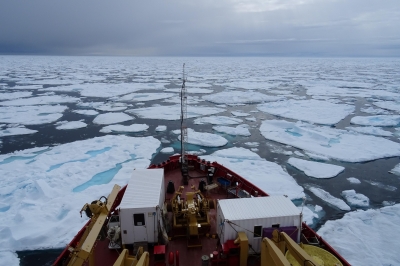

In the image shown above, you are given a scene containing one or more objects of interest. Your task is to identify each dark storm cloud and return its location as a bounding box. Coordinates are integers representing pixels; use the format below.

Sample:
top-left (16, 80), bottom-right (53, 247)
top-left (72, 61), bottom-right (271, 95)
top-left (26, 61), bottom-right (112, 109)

top-left (0, 0), bottom-right (399, 56)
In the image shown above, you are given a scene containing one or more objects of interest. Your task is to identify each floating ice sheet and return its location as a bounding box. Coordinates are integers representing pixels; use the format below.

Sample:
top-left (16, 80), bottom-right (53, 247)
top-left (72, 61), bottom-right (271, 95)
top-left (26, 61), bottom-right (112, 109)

top-left (346, 126), bottom-right (392, 137)
top-left (341, 189), bottom-right (369, 207)
top-left (202, 147), bottom-right (304, 200)
top-left (260, 120), bottom-right (400, 162)
top-left (0, 125), bottom-right (37, 137)
top-left (317, 204), bottom-right (400, 266)
top-left (350, 115), bottom-right (400, 127)
top-left (0, 135), bottom-right (160, 253)
top-left (213, 124), bottom-right (251, 136)
top-left (93, 112), bottom-right (134, 125)
top-left (178, 128), bottom-right (228, 147)
top-left (0, 91), bottom-right (32, 101)
top-left (257, 99), bottom-right (354, 125)
top-left (0, 105), bottom-right (67, 125)
top-left (0, 95), bottom-right (79, 106)
top-left (55, 121), bottom-right (87, 130)
top-left (287, 158), bottom-right (344, 178)
top-left (203, 90), bottom-right (281, 104)
top-left (99, 124), bottom-right (149, 133)
top-left (126, 105), bottom-right (225, 120)
top-left (194, 116), bottom-right (243, 125)
top-left (307, 187), bottom-right (351, 211)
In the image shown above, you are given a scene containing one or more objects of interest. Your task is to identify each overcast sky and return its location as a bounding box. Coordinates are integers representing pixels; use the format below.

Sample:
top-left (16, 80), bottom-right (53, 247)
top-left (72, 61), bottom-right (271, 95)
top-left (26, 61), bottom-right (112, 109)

top-left (0, 0), bottom-right (399, 56)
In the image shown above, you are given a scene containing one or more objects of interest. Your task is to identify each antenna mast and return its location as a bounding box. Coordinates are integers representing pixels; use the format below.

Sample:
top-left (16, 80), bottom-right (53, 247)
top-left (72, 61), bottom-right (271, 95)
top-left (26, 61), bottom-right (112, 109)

top-left (180, 63), bottom-right (189, 184)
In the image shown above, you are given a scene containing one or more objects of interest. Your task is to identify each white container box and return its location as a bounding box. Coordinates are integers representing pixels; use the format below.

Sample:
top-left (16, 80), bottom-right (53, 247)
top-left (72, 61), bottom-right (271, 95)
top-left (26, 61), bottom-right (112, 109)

top-left (217, 196), bottom-right (301, 253)
top-left (119, 169), bottom-right (165, 245)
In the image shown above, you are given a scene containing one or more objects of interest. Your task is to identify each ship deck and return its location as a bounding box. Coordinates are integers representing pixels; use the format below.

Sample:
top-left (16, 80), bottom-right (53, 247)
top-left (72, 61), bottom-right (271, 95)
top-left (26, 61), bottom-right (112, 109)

top-left (88, 168), bottom-right (260, 266)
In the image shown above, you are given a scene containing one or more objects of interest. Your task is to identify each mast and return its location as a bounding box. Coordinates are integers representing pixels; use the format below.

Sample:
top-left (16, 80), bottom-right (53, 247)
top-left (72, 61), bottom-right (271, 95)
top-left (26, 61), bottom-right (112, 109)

top-left (180, 64), bottom-right (189, 184)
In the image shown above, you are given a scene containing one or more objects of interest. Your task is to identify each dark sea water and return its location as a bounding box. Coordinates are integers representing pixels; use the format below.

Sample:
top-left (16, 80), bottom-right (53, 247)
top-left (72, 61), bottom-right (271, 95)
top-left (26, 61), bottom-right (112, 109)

top-left (1, 56), bottom-right (400, 265)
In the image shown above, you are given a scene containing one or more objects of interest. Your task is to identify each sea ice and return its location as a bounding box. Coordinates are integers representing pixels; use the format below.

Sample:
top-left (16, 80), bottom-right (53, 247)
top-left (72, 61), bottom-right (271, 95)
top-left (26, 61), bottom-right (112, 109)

top-left (194, 116), bottom-right (242, 125)
top-left (260, 120), bottom-right (400, 162)
top-left (307, 187), bottom-right (351, 211)
top-left (346, 126), bottom-right (392, 137)
top-left (0, 125), bottom-right (37, 137)
top-left (73, 109), bottom-right (99, 116)
top-left (0, 135), bottom-right (160, 254)
top-left (350, 115), bottom-right (400, 127)
top-left (126, 105), bottom-right (225, 120)
top-left (360, 106), bottom-right (390, 115)
top-left (318, 204), bottom-right (400, 266)
top-left (373, 101), bottom-right (400, 112)
top-left (93, 112), bottom-right (134, 125)
top-left (364, 180), bottom-right (397, 191)
top-left (245, 117), bottom-right (256, 122)
top-left (0, 105), bottom-right (67, 125)
top-left (300, 204), bottom-right (323, 226)
top-left (0, 95), bottom-right (79, 106)
top-left (257, 99), bottom-right (354, 125)
top-left (202, 147), bottom-right (304, 200)
top-left (341, 189), bottom-right (369, 207)
top-left (389, 163), bottom-right (400, 176)
top-left (178, 128), bottom-right (228, 147)
top-left (164, 88), bottom-right (213, 94)
top-left (99, 124), bottom-right (149, 133)
top-left (0, 251), bottom-right (19, 265)
top-left (212, 125), bottom-right (251, 136)
top-left (287, 158), bottom-right (344, 178)
top-left (55, 121), bottom-right (87, 130)
top-left (155, 125), bottom-right (167, 132)
top-left (160, 147), bottom-right (174, 154)
top-left (0, 91), bottom-right (32, 101)
top-left (231, 111), bottom-right (249, 117)
top-left (347, 177), bottom-right (361, 184)
top-left (203, 90), bottom-right (281, 104)
top-left (117, 92), bottom-right (176, 102)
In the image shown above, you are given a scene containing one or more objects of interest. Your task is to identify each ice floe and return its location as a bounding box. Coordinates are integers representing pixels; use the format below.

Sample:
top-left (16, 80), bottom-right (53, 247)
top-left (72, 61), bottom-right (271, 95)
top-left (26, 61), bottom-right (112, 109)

top-left (194, 116), bottom-right (242, 125)
top-left (203, 90), bottom-right (281, 104)
top-left (213, 125), bottom-right (251, 136)
top-left (0, 91), bottom-right (32, 101)
top-left (160, 147), bottom-right (174, 154)
top-left (364, 180), bottom-right (397, 191)
top-left (347, 177), bottom-right (361, 184)
top-left (260, 120), bottom-right (400, 162)
top-left (350, 115), bottom-right (400, 127)
top-left (55, 121), bottom-right (87, 130)
top-left (202, 147), bottom-right (304, 200)
top-left (99, 124), bottom-right (149, 133)
top-left (155, 125), bottom-right (167, 132)
top-left (0, 125), bottom-right (37, 137)
top-left (373, 101), bottom-right (400, 112)
top-left (257, 99), bottom-right (354, 125)
top-left (93, 112), bottom-right (134, 125)
top-left (231, 111), bottom-right (249, 117)
top-left (389, 163), bottom-right (400, 176)
top-left (300, 204), bottom-right (324, 226)
top-left (0, 105), bottom-right (67, 125)
top-left (116, 92), bottom-right (176, 102)
top-left (0, 135), bottom-right (160, 254)
top-left (178, 128), bottom-right (228, 147)
top-left (287, 158), bottom-right (344, 178)
top-left (127, 105), bottom-right (225, 120)
top-left (346, 126), bottom-right (392, 137)
top-left (307, 187), bottom-right (351, 211)
top-left (0, 95), bottom-right (79, 106)
top-left (318, 204), bottom-right (400, 266)
top-left (73, 109), bottom-right (99, 116)
top-left (341, 189), bottom-right (369, 207)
